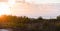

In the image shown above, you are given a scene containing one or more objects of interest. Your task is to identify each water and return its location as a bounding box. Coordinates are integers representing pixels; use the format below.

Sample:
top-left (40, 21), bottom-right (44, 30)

top-left (0, 29), bottom-right (12, 31)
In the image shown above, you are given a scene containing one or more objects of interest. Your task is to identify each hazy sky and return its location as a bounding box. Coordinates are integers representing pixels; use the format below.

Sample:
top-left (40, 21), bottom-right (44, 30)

top-left (11, 3), bottom-right (60, 18)
top-left (25, 0), bottom-right (60, 4)
top-left (0, 0), bottom-right (60, 18)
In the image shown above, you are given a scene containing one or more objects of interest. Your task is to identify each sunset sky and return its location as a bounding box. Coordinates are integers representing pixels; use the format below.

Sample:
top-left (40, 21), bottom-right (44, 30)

top-left (0, 0), bottom-right (60, 18)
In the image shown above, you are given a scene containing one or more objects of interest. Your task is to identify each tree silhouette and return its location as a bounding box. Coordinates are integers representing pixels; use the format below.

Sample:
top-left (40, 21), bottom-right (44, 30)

top-left (0, 15), bottom-right (60, 31)
top-left (37, 16), bottom-right (43, 20)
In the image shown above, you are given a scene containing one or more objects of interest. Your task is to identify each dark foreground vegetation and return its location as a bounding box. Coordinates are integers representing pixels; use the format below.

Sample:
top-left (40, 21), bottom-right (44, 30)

top-left (0, 15), bottom-right (60, 31)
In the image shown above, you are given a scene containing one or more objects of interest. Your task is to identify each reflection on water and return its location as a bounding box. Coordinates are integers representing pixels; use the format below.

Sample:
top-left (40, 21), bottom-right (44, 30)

top-left (0, 29), bottom-right (11, 31)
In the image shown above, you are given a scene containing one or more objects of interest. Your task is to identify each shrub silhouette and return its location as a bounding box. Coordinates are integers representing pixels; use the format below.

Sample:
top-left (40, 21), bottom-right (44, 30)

top-left (0, 15), bottom-right (60, 31)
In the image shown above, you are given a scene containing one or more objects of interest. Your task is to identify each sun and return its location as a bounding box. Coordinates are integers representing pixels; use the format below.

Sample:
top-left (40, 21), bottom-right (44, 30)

top-left (0, 0), bottom-right (16, 15)
top-left (0, 2), bottom-right (11, 15)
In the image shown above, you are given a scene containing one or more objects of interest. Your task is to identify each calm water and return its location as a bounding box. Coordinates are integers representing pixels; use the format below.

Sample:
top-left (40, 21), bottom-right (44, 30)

top-left (0, 29), bottom-right (12, 31)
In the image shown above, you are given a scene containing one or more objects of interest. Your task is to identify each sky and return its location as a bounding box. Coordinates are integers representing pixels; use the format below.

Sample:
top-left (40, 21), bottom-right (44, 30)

top-left (25, 0), bottom-right (60, 4)
top-left (0, 0), bottom-right (60, 18)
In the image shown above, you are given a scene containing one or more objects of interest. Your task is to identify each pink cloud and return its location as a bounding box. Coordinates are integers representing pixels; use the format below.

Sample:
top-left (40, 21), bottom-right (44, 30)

top-left (11, 2), bottom-right (60, 18)
top-left (0, 0), bottom-right (8, 2)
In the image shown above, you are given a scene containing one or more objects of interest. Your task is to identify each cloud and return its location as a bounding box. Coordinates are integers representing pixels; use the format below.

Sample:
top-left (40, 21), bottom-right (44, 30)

top-left (0, 0), bottom-right (8, 2)
top-left (11, 1), bottom-right (60, 18)
top-left (25, 0), bottom-right (60, 4)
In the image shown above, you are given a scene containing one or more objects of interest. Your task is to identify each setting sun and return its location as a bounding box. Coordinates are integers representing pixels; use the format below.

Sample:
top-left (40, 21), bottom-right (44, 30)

top-left (0, 2), bottom-right (11, 15)
top-left (0, 0), bottom-right (16, 16)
